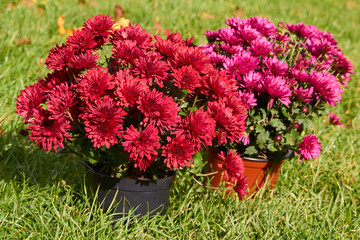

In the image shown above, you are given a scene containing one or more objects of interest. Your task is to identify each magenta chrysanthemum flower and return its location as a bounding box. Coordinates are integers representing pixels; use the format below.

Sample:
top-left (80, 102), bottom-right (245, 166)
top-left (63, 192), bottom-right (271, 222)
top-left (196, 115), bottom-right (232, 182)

top-left (218, 27), bottom-right (242, 45)
top-left (263, 56), bottom-right (288, 76)
top-left (83, 14), bottom-right (116, 44)
top-left (328, 112), bottom-right (344, 126)
top-left (175, 109), bottom-right (216, 151)
top-left (294, 86), bottom-right (314, 103)
top-left (263, 75), bottom-right (292, 108)
top-left (122, 124), bottom-right (161, 171)
top-left (241, 71), bottom-right (265, 93)
top-left (45, 44), bottom-right (75, 71)
top-left (217, 150), bottom-right (245, 182)
top-left (47, 83), bottom-right (76, 119)
top-left (172, 65), bottom-right (202, 93)
top-left (162, 135), bottom-right (195, 170)
top-left (66, 28), bottom-right (97, 53)
top-left (309, 71), bottom-right (343, 106)
top-left (132, 52), bottom-right (169, 87)
top-left (16, 83), bottom-right (45, 123)
top-left (77, 68), bottom-right (114, 101)
top-left (114, 70), bottom-right (148, 107)
top-left (27, 110), bottom-right (71, 152)
top-left (238, 90), bottom-right (257, 110)
top-left (248, 16), bottom-right (276, 37)
top-left (223, 51), bottom-right (260, 78)
top-left (137, 89), bottom-right (179, 129)
top-left (238, 25), bottom-right (262, 42)
top-left (204, 30), bottom-right (220, 42)
top-left (220, 43), bottom-right (245, 55)
top-left (82, 96), bottom-right (126, 148)
top-left (235, 177), bottom-right (248, 200)
top-left (249, 38), bottom-right (273, 57)
top-left (296, 134), bottom-right (321, 161)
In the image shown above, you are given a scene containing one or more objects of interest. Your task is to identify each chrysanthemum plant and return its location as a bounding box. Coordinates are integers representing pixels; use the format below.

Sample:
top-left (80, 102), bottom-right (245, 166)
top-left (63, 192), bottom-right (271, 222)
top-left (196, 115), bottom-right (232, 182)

top-left (16, 14), bottom-right (248, 197)
top-left (203, 16), bottom-right (354, 161)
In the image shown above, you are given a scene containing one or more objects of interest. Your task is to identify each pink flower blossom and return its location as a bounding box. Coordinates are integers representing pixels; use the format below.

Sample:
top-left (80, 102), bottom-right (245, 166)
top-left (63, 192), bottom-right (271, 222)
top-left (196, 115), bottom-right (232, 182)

top-left (238, 90), bottom-right (257, 110)
top-left (296, 134), bottom-right (321, 161)
top-left (263, 75), bottom-right (292, 108)
top-left (328, 112), bottom-right (344, 126)
top-left (223, 52), bottom-right (260, 78)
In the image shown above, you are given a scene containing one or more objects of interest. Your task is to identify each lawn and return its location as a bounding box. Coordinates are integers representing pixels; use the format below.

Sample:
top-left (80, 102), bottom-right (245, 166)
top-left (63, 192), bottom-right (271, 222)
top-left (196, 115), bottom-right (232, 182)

top-left (0, 0), bottom-right (359, 239)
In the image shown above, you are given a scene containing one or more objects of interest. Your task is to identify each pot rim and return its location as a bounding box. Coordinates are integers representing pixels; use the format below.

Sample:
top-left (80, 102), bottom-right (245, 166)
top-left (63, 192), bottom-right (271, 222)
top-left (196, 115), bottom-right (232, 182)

top-left (80, 160), bottom-right (175, 182)
top-left (242, 150), bottom-right (292, 162)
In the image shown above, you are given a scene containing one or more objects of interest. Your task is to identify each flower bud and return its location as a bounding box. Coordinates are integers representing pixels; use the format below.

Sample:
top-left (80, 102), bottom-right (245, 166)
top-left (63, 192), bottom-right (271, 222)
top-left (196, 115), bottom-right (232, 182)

top-left (302, 106), bottom-right (308, 113)
top-left (275, 134), bottom-right (282, 142)
top-left (294, 122), bottom-right (301, 129)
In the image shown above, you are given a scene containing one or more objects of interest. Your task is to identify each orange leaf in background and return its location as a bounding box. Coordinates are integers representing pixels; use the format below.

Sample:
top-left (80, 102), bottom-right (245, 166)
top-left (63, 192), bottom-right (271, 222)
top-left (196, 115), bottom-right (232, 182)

top-left (20, 0), bottom-right (36, 8)
top-left (57, 15), bottom-right (66, 35)
top-left (235, 6), bottom-right (245, 17)
top-left (15, 37), bottom-right (32, 45)
top-left (113, 18), bottom-right (131, 29)
top-left (114, 4), bottom-right (126, 20)
top-left (38, 58), bottom-right (45, 66)
top-left (78, 0), bottom-right (86, 5)
top-left (0, 128), bottom-right (4, 137)
top-left (154, 16), bottom-right (163, 34)
top-left (6, 2), bottom-right (16, 8)
top-left (199, 12), bottom-right (215, 19)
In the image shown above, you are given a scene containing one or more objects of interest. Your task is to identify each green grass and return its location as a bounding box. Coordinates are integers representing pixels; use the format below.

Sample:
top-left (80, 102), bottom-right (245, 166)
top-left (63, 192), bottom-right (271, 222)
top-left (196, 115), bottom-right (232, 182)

top-left (0, 0), bottom-right (359, 239)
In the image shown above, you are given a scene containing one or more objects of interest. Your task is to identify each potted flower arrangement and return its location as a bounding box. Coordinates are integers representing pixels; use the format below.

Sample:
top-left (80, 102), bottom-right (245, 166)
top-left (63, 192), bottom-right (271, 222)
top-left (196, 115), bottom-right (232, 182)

top-left (15, 14), bottom-right (249, 217)
top-left (202, 16), bottom-right (354, 192)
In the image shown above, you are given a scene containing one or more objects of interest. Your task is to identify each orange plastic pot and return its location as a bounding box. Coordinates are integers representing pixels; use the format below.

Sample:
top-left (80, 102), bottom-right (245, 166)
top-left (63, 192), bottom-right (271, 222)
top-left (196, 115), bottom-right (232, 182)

top-left (206, 148), bottom-right (290, 195)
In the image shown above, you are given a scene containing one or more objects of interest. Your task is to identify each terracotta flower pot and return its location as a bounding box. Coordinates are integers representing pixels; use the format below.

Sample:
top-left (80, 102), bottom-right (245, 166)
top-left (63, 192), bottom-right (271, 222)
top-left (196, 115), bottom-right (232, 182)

top-left (86, 167), bottom-right (175, 219)
top-left (206, 148), bottom-right (291, 195)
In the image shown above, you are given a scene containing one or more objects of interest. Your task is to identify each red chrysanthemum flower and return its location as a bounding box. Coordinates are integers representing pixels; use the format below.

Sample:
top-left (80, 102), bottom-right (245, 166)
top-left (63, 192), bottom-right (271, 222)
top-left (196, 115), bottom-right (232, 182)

top-left (68, 50), bottom-right (99, 71)
top-left (83, 14), bottom-right (116, 45)
top-left (27, 110), bottom-right (71, 152)
top-left (111, 40), bottom-right (145, 64)
top-left (45, 44), bottom-right (75, 71)
top-left (114, 70), bottom-right (148, 107)
top-left (154, 35), bottom-right (179, 60)
top-left (137, 89), bottom-right (179, 129)
top-left (111, 24), bottom-right (153, 50)
top-left (132, 53), bottom-right (169, 87)
top-left (217, 150), bottom-right (245, 182)
top-left (38, 70), bottom-right (71, 94)
top-left (77, 68), bottom-right (114, 101)
top-left (162, 135), bottom-right (195, 170)
top-left (66, 28), bottom-right (97, 53)
top-left (175, 109), bottom-right (216, 151)
top-left (207, 99), bottom-right (246, 145)
top-left (47, 83), bottom-right (76, 120)
top-left (295, 134), bottom-right (322, 161)
top-left (202, 69), bottom-right (238, 98)
top-left (235, 177), bottom-right (248, 200)
top-left (171, 65), bottom-right (202, 93)
top-left (16, 83), bottom-right (45, 123)
top-left (122, 124), bottom-right (161, 171)
top-left (174, 47), bottom-right (213, 74)
top-left (82, 96), bottom-right (127, 148)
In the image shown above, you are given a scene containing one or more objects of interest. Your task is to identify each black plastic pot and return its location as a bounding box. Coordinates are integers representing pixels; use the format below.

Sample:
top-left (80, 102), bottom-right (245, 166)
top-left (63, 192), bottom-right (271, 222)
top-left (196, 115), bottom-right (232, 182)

top-left (86, 168), bottom-right (175, 219)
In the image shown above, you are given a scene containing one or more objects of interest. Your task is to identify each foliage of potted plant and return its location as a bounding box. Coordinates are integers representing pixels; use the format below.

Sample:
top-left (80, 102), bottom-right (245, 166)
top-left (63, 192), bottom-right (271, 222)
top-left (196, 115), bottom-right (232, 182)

top-left (202, 16), bottom-right (354, 192)
top-left (15, 14), bottom-right (249, 216)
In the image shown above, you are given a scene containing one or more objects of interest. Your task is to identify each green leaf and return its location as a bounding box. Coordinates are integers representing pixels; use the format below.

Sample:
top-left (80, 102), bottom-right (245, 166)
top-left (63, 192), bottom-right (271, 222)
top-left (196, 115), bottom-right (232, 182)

top-left (255, 124), bottom-right (264, 133)
top-left (256, 130), bottom-right (270, 149)
top-left (281, 106), bottom-right (290, 118)
top-left (190, 151), bottom-right (203, 174)
top-left (244, 146), bottom-right (258, 156)
top-left (267, 142), bottom-right (277, 152)
top-left (269, 119), bottom-right (286, 131)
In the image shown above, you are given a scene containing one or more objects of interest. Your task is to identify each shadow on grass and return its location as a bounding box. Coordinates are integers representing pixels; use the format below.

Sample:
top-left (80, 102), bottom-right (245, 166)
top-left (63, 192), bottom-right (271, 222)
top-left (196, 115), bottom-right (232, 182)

top-left (0, 125), bottom-right (85, 190)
